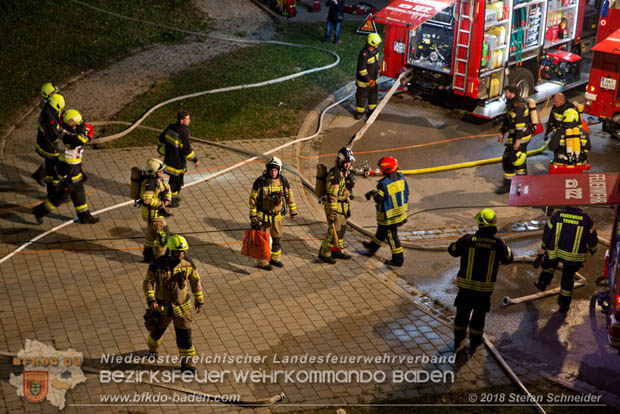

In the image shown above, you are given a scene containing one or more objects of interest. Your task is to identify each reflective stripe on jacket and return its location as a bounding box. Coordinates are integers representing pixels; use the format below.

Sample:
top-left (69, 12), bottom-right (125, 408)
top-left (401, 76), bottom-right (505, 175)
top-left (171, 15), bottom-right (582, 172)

top-left (542, 207), bottom-right (597, 262)
top-left (375, 172), bottom-right (409, 226)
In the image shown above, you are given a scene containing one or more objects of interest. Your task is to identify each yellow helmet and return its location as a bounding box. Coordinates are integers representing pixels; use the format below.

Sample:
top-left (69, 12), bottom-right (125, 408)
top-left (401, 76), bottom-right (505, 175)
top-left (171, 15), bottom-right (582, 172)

top-left (475, 208), bottom-right (497, 227)
top-left (367, 33), bottom-right (382, 48)
top-left (62, 109), bottom-right (82, 125)
top-left (563, 108), bottom-right (579, 123)
top-left (40, 82), bottom-right (58, 99)
top-left (48, 94), bottom-right (65, 112)
top-left (167, 234), bottom-right (189, 253)
top-left (513, 151), bottom-right (526, 167)
top-left (145, 158), bottom-right (164, 176)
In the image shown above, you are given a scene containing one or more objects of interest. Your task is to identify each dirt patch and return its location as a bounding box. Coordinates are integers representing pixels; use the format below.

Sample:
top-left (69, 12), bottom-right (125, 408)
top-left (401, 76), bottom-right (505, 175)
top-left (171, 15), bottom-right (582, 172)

top-left (3, 0), bottom-right (275, 156)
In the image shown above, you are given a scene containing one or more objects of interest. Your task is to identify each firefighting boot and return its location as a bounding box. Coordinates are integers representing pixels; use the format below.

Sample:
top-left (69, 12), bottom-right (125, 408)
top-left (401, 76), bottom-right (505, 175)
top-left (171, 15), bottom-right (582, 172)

top-left (269, 259), bottom-right (284, 268)
top-left (78, 212), bottom-right (100, 224)
top-left (33, 203), bottom-right (48, 224)
top-left (362, 240), bottom-right (380, 256)
top-left (558, 293), bottom-right (572, 313)
top-left (469, 333), bottom-right (483, 353)
top-left (454, 330), bottom-right (467, 352)
top-left (31, 165), bottom-right (46, 186)
top-left (180, 360), bottom-right (197, 374)
top-left (332, 250), bottom-right (352, 260)
top-left (354, 111), bottom-right (364, 120)
top-left (169, 197), bottom-right (181, 208)
top-left (384, 253), bottom-right (404, 268)
top-left (258, 259), bottom-right (273, 271)
top-left (143, 247), bottom-right (154, 263)
top-left (494, 179), bottom-right (511, 194)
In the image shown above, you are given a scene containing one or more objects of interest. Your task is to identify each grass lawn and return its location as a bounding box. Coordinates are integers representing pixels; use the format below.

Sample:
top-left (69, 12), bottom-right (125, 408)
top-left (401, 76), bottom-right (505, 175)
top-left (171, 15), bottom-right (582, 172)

top-left (99, 20), bottom-right (373, 148)
top-left (0, 0), bottom-right (205, 130)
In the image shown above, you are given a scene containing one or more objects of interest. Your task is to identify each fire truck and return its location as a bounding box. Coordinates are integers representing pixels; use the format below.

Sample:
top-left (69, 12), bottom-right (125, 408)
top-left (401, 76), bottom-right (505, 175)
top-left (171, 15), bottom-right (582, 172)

top-left (583, 1), bottom-right (620, 139)
top-left (509, 173), bottom-right (620, 352)
top-left (372, 0), bottom-right (605, 118)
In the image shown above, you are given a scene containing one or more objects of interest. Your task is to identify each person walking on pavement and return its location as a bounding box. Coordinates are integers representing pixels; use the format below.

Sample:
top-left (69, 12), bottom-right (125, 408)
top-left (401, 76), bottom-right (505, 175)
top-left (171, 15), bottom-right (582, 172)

top-left (33, 109), bottom-right (100, 224)
top-left (318, 147), bottom-right (356, 264)
top-left (31, 82), bottom-right (60, 186)
top-left (362, 156), bottom-right (409, 267)
top-left (140, 158), bottom-right (172, 263)
top-left (143, 234), bottom-right (203, 373)
top-left (534, 206), bottom-right (597, 313)
top-left (323, 0), bottom-right (344, 45)
top-left (449, 209), bottom-right (514, 352)
top-left (158, 111), bottom-right (200, 207)
top-left (496, 85), bottom-right (532, 194)
top-left (249, 157), bottom-right (298, 270)
top-left (33, 92), bottom-right (65, 192)
top-left (355, 33), bottom-right (382, 120)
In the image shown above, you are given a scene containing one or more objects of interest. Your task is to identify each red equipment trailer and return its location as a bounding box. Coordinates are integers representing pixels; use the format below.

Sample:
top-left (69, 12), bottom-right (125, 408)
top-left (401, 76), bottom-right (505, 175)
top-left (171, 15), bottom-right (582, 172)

top-left (583, 1), bottom-right (620, 139)
top-left (508, 173), bottom-right (620, 351)
top-left (373, 0), bottom-right (604, 118)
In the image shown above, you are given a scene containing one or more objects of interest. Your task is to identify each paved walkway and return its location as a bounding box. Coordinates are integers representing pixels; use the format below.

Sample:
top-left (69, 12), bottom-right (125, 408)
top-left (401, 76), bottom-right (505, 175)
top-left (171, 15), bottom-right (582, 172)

top-left (0, 134), bottom-right (521, 413)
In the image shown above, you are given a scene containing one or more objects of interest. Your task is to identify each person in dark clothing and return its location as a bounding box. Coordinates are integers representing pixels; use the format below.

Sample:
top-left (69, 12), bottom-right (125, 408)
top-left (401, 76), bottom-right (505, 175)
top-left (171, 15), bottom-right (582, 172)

top-left (34, 93), bottom-right (65, 194)
top-left (323, 0), bottom-right (344, 44)
top-left (448, 208), bottom-right (513, 352)
top-left (545, 93), bottom-right (576, 141)
top-left (535, 207), bottom-right (597, 313)
top-left (355, 33), bottom-right (382, 120)
top-left (496, 84), bottom-right (532, 194)
top-left (31, 82), bottom-right (61, 186)
top-left (158, 111), bottom-right (200, 207)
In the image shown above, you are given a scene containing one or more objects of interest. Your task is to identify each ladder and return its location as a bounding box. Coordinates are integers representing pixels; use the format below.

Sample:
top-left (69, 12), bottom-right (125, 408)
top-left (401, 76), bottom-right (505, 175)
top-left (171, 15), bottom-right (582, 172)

top-left (452, 0), bottom-right (476, 93)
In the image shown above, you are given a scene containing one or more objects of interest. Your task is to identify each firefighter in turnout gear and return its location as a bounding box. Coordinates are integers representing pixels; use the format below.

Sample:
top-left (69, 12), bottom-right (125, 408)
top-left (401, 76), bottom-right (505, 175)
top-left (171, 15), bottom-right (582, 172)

top-left (355, 33), bottom-right (382, 120)
top-left (33, 92), bottom-right (65, 193)
top-left (141, 158), bottom-right (172, 263)
top-left (318, 147), bottom-right (355, 264)
top-left (33, 109), bottom-right (100, 224)
top-left (31, 82), bottom-right (61, 186)
top-left (534, 207), bottom-right (597, 313)
top-left (545, 93), bottom-right (576, 140)
top-left (249, 156), bottom-right (298, 270)
top-left (362, 156), bottom-right (409, 267)
top-left (158, 111), bottom-right (200, 207)
top-left (496, 85), bottom-right (532, 194)
top-left (449, 209), bottom-right (514, 351)
top-left (548, 106), bottom-right (591, 167)
top-left (143, 234), bottom-right (203, 373)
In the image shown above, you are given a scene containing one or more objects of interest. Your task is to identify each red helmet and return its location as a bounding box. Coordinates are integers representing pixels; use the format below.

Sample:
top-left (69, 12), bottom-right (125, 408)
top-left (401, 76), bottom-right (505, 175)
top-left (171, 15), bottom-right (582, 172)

top-left (378, 156), bottom-right (398, 174)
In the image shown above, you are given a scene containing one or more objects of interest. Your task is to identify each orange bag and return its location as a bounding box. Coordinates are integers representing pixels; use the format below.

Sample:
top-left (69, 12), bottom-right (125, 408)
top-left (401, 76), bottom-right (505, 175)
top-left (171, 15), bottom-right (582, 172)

top-left (241, 229), bottom-right (271, 261)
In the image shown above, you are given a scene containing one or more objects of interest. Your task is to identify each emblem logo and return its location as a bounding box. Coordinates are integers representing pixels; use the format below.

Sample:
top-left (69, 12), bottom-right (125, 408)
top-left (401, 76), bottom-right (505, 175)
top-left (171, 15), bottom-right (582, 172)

top-left (23, 371), bottom-right (49, 403)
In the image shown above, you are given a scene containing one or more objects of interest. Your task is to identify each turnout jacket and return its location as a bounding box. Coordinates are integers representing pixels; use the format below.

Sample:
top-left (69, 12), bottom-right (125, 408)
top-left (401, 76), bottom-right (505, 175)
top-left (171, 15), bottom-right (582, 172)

top-left (356, 45), bottom-right (380, 87)
top-left (249, 174), bottom-right (297, 224)
top-left (449, 227), bottom-right (514, 293)
top-left (143, 255), bottom-right (203, 317)
top-left (159, 122), bottom-right (198, 176)
top-left (372, 172), bottom-right (409, 226)
top-left (325, 166), bottom-right (353, 220)
top-left (58, 122), bottom-right (89, 166)
top-left (542, 207), bottom-right (598, 263)
top-left (36, 103), bottom-right (64, 159)
top-left (140, 176), bottom-right (172, 220)
top-left (546, 101), bottom-right (576, 135)
top-left (549, 107), bottom-right (591, 165)
top-left (501, 96), bottom-right (532, 144)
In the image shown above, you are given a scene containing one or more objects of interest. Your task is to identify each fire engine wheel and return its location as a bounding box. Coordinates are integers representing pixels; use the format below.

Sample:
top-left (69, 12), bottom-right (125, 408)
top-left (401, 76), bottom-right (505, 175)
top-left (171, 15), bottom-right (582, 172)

top-left (508, 68), bottom-right (535, 98)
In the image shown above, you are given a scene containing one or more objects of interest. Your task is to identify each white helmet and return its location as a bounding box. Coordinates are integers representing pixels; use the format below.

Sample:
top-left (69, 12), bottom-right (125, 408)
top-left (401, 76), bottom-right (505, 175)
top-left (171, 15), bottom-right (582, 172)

top-left (145, 158), bottom-right (165, 177)
top-left (266, 156), bottom-right (283, 173)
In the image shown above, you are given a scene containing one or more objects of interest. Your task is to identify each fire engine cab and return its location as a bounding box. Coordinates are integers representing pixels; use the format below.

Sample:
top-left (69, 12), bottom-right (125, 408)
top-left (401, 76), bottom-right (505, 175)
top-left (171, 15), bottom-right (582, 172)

top-left (583, 0), bottom-right (620, 139)
top-left (373, 0), bottom-right (604, 118)
top-left (509, 173), bottom-right (620, 352)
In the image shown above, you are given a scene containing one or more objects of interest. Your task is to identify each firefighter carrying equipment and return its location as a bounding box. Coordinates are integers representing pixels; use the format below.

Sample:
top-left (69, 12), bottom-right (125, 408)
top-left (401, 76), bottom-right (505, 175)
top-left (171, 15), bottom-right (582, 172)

top-left (319, 162), bottom-right (354, 259)
top-left (378, 156), bottom-right (398, 174)
top-left (548, 107), bottom-right (591, 166)
top-left (40, 82), bottom-right (58, 99)
top-left (501, 95), bottom-right (533, 145)
top-left (249, 170), bottom-right (297, 226)
top-left (475, 208), bottom-right (497, 228)
top-left (546, 100), bottom-right (576, 137)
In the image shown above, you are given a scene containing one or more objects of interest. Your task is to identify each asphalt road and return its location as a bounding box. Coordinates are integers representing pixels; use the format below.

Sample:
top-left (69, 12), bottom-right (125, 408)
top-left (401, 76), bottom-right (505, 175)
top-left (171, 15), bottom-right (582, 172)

top-left (318, 87), bottom-right (620, 399)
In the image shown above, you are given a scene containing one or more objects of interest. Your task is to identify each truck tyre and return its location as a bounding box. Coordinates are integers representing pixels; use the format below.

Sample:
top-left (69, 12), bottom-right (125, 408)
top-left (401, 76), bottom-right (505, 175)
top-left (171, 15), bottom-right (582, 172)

top-left (508, 68), bottom-right (535, 98)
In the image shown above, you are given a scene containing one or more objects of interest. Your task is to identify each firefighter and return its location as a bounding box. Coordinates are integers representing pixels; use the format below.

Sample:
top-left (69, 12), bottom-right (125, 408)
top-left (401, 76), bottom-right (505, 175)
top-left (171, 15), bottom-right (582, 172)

top-left (33, 92), bottom-right (65, 192)
top-left (33, 109), bottom-right (99, 224)
top-left (318, 147), bottom-right (355, 264)
top-left (362, 156), bottom-right (409, 267)
top-left (249, 156), bottom-right (298, 270)
top-left (496, 85), bottom-right (532, 194)
top-left (143, 234), bottom-right (203, 373)
top-left (140, 158), bottom-right (172, 263)
top-left (32, 83), bottom-right (61, 186)
top-left (449, 209), bottom-right (514, 351)
top-left (548, 106), bottom-right (591, 167)
top-left (158, 111), bottom-right (200, 207)
top-left (534, 206), bottom-right (597, 313)
top-left (355, 33), bottom-right (382, 120)
top-left (545, 93), bottom-right (576, 140)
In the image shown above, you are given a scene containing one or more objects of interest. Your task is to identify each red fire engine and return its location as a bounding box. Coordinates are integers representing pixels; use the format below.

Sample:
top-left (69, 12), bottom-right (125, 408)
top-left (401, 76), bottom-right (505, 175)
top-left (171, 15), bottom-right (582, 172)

top-left (509, 173), bottom-right (620, 352)
top-left (583, 0), bottom-right (620, 139)
top-left (372, 0), bottom-right (604, 118)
